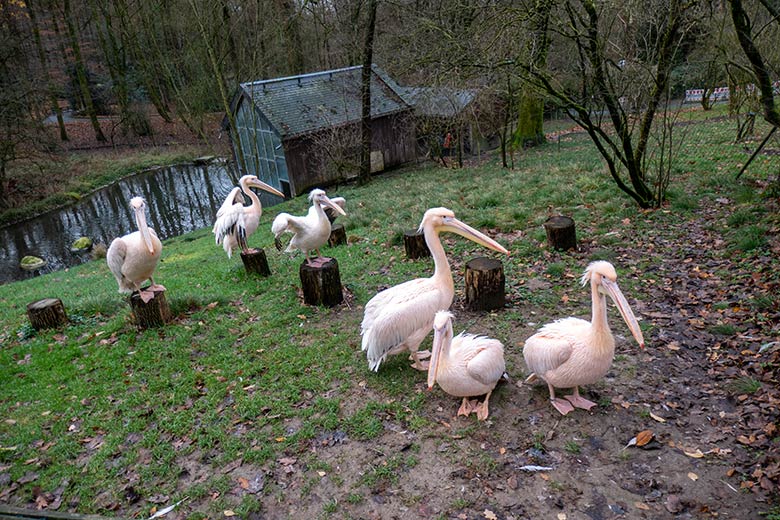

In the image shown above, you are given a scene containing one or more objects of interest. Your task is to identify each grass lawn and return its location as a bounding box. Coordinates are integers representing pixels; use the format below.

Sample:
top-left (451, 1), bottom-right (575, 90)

top-left (1, 112), bottom-right (778, 519)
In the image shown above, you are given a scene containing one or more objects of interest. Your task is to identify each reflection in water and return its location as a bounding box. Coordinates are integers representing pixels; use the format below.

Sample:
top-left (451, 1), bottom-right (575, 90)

top-left (0, 161), bottom-right (282, 285)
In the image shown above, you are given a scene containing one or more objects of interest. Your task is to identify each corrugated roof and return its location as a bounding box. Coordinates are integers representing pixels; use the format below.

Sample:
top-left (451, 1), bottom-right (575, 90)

top-left (397, 86), bottom-right (476, 118)
top-left (240, 65), bottom-right (411, 139)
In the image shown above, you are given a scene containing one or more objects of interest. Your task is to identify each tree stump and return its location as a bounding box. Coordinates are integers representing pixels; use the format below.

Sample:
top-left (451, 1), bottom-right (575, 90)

top-left (240, 248), bottom-right (271, 276)
top-left (299, 258), bottom-right (343, 307)
top-left (403, 229), bottom-right (430, 259)
top-left (26, 298), bottom-right (68, 330)
top-left (543, 215), bottom-right (577, 251)
top-left (130, 287), bottom-right (171, 329)
top-left (328, 223), bottom-right (347, 247)
top-left (464, 257), bottom-right (506, 311)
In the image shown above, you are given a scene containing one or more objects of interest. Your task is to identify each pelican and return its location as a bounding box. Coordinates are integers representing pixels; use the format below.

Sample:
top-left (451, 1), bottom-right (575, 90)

top-left (361, 207), bottom-right (509, 372)
top-left (323, 196), bottom-right (346, 224)
top-left (272, 189), bottom-right (346, 267)
top-left (107, 196), bottom-right (163, 303)
top-left (523, 261), bottom-right (645, 415)
top-left (213, 175), bottom-right (284, 258)
top-left (428, 311), bottom-right (506, 421)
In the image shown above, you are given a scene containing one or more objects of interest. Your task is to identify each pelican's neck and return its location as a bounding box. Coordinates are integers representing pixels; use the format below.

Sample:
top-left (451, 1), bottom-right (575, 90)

top-left (424, 224), bottom-right (452, 288)
top-left (313, 200), bottom-right (328, 223)
top-left (241, 181), bottom-right (262, 214)
top-left (135, 207), bottom-right (154, 253)
top-left (590, 279), bottom-right (612, 352)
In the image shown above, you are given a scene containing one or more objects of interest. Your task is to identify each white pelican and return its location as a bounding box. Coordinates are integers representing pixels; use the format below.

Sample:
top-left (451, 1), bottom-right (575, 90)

top-left (272, 189), bottom-right (347, 267)
top-left (428, 311), bottom-right (506, 421)
top-left (523, 261), bottom-right (645, 415)
top-left (361, 207), bottom-right (509, 372)
top-left (213, 175), bottom-right (284, 258)
top-left (107, 196), bottom-right (163, 303)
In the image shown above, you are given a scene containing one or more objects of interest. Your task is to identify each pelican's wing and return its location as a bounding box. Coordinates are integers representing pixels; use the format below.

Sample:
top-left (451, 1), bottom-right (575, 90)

top-left (461, 335), bottom-right (506, 386)
top-left (271, 212), bottom-right (307, 237)
top-left (106, 238), bottom-right (131, 291)
top-left (213, 187), bottom-right (246, 244)
top-left (361, 279), bottom-right (441, 370)
top-left (523, 317), bottom-right (585, 377)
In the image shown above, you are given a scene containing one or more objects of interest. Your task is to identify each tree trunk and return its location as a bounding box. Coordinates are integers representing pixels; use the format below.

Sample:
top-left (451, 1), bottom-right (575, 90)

top-left (299, 259), bottom-right (343, 307)
top-left (514, 0), bottom-right (553, 149)
top-left (276, 0), bottom-right (305, 74)
top-left (63, 0), bottom-right (106, 142)
top-left (358, 0), bottom-right (378, 186)
top-left (130, 287), bottom-right (171, 329)
top-left (403, 229), bottom-right (431, 260)
top-left (26, 298), bottom-right (68, 330)
top-left (464, 257), bottom-right (506, 311)
top-left (328, 223), bottom-right (347, 247)
top-left (27, 0), bottom-right (68, 142)
top-left (240, 248), bottom-right (271, 276)
top-left (543, 215), bottom-right (577, 251)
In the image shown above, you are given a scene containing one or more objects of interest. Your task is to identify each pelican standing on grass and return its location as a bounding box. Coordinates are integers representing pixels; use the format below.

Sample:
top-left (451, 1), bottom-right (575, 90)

top-left (361, 207), bottom-right (509, 372)
top-left (272, 189), bottom-right (346, 267)
top-left (107, 196), bottom-right (163, 303)
top-left (213, 175), bottom-right (284, 258)
top-left (523, 261), bottom-right (645, 415)
top-left (428, 311), bottom-right (506, 420)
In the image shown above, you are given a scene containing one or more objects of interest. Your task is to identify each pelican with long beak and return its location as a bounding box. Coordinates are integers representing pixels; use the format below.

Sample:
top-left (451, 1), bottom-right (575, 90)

top-left (272, 189), bottom-right (346, 267)
top-left (428, 311), bottom-right (506, 420)
top-left (361, 207), bottom-right (509, 371)
top-left (107, 196), bottom-right (163, 303)
top-left (213, 175), bottom-right (284, 258)
top-left (523, 261), bottom-right (645, 415)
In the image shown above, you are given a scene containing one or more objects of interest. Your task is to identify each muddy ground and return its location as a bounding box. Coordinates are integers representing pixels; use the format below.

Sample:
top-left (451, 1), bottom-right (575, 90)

top-left (170, 194), bottom-right (777, 519)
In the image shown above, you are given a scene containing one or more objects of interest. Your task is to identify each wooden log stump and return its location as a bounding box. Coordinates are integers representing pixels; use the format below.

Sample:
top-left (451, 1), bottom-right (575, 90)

top-left (464, 257), bottom-right (506, 311)
top-left (299, 258), bottom-right (343, 307)
top-left (240, 248), bottom-right (271, 276)
top-left (130, 287), bottom-right (171, 329)
top-left (543, 215), bottom-right (577, 251)
top-left (403, 229), bottom-right (430, 260)
top-left (328, 223), bottom-right (347, 247)
top-left (26, 298), bottom-right (68, 330)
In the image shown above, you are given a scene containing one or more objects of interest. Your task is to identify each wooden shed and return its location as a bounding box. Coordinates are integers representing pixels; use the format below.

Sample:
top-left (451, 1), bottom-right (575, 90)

top-left (225, 65), bottom-right (417, 197)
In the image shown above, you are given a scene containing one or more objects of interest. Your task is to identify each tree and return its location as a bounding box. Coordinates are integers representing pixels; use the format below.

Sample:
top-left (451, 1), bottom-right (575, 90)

top-left (519, 0), bottom-right (699, 208)
top-left (359, 0), bottom-right (378, 185)
top-left (63, 0), bottom-right (106, 142)
top-left (514, 0), bottom-right (553, 149)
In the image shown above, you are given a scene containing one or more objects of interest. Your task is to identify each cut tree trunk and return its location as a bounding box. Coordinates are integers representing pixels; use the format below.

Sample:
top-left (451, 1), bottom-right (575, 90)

top-left (328, 223), bottom-right (347, 247)
top-left (543, 215), bottom-right (577, 251)
top-left (26, 298), bottom-right (68, 330)
top-left (464, 257), bottom-right (506, 311)
top-left (403, 230), bottom-right (430, 259)
top-left (299, 258), bottom-right (343, 307)
top-left (130, 287), bottom-right (171, 329)
top-left (240, 248), bottom-right (271, 276)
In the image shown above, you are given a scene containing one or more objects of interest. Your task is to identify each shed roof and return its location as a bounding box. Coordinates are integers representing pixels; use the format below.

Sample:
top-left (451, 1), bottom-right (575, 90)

top-left (240, 65), bottom-right (410, 139)
top-left (397, 86), bottom-right (477, 118)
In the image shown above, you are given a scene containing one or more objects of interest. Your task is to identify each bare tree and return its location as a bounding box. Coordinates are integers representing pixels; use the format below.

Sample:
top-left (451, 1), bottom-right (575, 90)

top-left (359, 0), bottom-right (378, 185)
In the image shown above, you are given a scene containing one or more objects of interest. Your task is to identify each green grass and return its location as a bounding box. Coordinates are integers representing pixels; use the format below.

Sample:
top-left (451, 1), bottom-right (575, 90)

top-left (0, 112), bottom-right (778, 516)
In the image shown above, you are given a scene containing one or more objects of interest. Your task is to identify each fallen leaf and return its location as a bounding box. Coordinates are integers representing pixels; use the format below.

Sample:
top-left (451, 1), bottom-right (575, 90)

top-left (634, 502), bottom-right (650, 511)
top-left (688, 472), bottom-right (699, 481)
top-left (737, 435), bottom-right (751, 445)
top-left (224, 510), bottom-right (236, 517)
top-left (667, 341), bottom-right (680, 351)
top-left (278, 457), bottom-right (297, 466)
top-left (317, 471), bottom-right (326, 477)
top-left (635, 430), bottom-right (654, 446)
top-left (237, 477), bottom-right (249, 490)
top-left (275, 437), bottom-right (285, 442)
top-left (684, 449), bottom-right (704, 458)
top-left (4, 419), bottom-right (16, 425)
top-left (649, 412), bottom-right (666, 423)
top-left (558, 514), bottom-right (567, 520)
top-left (483, 510), bottom-right (497, 520)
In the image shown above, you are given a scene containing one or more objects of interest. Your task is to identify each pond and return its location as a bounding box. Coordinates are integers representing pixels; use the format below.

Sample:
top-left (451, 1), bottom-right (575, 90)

top-left (0, 160), bottom-right (283, 285)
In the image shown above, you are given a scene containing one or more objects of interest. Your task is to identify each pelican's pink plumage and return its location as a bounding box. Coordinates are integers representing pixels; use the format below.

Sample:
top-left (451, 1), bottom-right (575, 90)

top-left (106, 196), bottom-right (163, 303)
top-left (523, 261), bottom-right (645, 415)
top-left (427, 311), bottom-right (506, 420)
top-left (213, 175), bottom-right (284, 258)
top-left (361, 207), bottom-right (509, 372)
